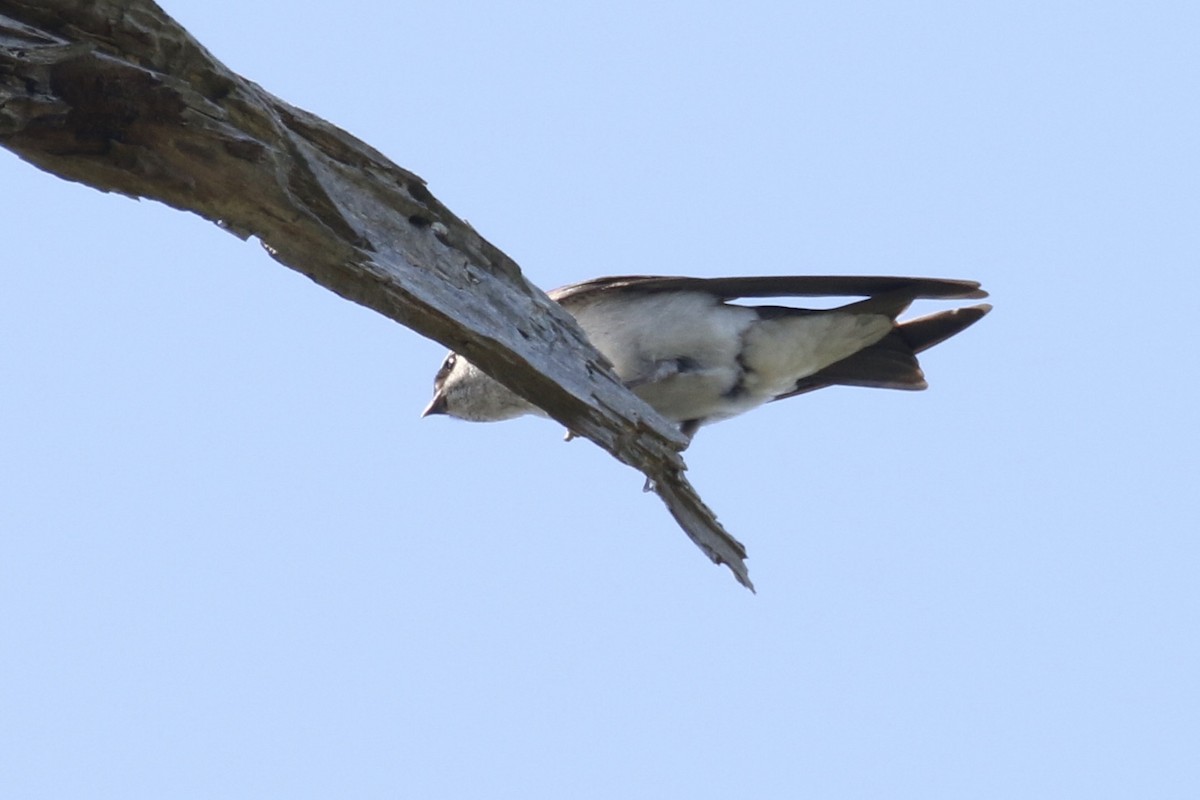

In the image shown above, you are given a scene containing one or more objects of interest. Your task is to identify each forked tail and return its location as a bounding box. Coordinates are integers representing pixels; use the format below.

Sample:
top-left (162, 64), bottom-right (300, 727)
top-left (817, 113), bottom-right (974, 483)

top-left (775, 303), bottom-right (992, 400)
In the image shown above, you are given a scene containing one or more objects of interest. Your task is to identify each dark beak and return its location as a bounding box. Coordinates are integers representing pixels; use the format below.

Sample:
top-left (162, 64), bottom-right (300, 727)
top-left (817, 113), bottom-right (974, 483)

top-left (421, 391), bottom-right (448, 418)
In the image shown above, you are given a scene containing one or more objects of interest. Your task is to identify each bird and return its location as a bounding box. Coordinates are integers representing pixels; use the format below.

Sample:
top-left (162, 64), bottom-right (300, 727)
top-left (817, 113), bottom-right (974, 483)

top-left (423, 274), bottom-right (990, 437)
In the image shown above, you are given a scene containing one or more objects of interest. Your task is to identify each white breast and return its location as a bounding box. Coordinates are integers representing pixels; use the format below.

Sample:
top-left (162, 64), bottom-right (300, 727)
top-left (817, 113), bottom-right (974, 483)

top-left (566, 291), bottom-right (758, 423)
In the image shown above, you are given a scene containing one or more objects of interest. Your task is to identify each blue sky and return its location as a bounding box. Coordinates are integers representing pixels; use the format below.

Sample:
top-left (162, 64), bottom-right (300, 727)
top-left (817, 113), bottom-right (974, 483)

top-left (2, 1), bottom-right (1197, 797)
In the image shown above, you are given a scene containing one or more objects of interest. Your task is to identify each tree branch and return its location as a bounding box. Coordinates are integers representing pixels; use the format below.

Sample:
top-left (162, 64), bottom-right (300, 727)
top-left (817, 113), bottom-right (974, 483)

top-left (0, 0), bottom-right (754, 589)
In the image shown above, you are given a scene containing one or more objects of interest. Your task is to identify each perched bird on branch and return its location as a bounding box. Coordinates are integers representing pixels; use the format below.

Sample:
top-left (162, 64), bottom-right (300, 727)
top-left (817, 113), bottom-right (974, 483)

top-left (424, 274), bottom-right (990, 438)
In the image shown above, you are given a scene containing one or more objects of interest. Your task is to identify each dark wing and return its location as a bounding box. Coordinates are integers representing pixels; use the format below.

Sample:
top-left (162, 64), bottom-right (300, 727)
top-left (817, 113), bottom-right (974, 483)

top-left (549, 275), bottom-right (987, 305)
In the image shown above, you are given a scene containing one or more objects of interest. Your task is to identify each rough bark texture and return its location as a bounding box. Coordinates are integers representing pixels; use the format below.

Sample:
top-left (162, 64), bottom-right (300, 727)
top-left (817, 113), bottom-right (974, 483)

top-left (0, 0), bottom-right (754, 589)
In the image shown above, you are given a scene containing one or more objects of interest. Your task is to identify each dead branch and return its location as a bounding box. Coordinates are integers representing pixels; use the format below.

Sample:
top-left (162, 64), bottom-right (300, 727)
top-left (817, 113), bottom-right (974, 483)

top-left (0, 0), bottom-right (753, 589)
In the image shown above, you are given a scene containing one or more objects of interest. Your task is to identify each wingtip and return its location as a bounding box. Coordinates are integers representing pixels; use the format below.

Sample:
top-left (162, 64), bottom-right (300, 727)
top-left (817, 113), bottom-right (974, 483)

top-left (952, 279), bottom-right (988, 300)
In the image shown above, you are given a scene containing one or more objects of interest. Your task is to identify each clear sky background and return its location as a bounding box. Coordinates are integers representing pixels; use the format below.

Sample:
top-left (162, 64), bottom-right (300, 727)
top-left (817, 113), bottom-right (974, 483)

top-left (3, 1), bottom-right (1197, 797)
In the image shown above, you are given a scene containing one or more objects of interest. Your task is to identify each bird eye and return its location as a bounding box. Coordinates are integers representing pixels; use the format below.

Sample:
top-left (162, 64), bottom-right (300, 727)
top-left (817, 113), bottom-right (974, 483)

top-left (434, 352), bottom-right (458, 384)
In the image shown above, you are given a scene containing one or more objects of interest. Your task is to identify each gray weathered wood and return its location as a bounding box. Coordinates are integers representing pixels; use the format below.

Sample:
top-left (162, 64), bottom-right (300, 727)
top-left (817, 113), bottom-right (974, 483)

top-left (0, 0), bottom-right (754, 589)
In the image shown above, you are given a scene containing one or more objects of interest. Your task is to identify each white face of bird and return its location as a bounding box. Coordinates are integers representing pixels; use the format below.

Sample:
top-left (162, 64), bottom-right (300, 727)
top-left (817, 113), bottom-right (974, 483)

top-left (422, 352), bottom-right (537, 422)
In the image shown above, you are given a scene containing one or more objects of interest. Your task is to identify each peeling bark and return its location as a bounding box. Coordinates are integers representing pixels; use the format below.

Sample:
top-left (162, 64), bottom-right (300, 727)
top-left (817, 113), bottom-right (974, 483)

top-left (0, 0), bottom-right (754, 589)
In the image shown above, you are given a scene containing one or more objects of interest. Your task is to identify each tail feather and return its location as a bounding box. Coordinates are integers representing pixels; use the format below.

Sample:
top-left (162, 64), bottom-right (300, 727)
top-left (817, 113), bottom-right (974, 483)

top-left (773, 303), bottom-right (991, 401)
top-left (836, 287), bottom-right (918, 319)
top-left (900, 303), bottom-right (992, 354)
